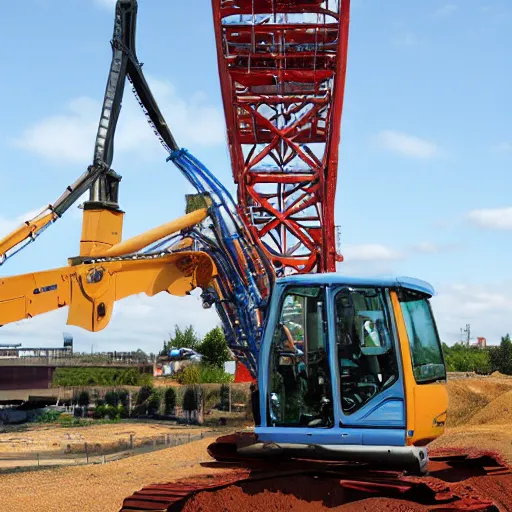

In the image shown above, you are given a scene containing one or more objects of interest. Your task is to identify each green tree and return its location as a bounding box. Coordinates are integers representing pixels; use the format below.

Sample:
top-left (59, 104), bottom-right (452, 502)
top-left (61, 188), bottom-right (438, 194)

top-left (489, 334), bottom-right (512, 375)
top-left (198, 327), bottom-right (231, 368)
top-left (219, 383), bottom-right (229, 411)
top-left (164, 387), bottom-right (177, 415)
top-left (182, 387), bottom-right (198, 421)
top-left (104, 390), bottom-right (119, 407)
top-left (77, 391), bottom-right (90, 407)
top-left (164, 325), bottom-right (201, 353)
top-left (136, 385), bottom-right (154, 406)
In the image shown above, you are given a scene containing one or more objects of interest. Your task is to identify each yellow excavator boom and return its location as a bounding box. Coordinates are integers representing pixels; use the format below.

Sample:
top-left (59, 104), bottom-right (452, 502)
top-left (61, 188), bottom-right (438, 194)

top-left (0, 205), bottom-right (215, 333)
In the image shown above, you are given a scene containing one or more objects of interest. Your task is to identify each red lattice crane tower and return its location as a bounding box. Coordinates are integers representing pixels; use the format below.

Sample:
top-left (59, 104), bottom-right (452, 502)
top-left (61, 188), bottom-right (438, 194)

top-left (212, 0), bottom-right (349, 275)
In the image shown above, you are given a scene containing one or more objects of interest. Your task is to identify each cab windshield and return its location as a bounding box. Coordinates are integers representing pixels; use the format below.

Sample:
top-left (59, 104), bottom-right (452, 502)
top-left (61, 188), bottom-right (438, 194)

top-left (398, 289), bottom-right (446, 383)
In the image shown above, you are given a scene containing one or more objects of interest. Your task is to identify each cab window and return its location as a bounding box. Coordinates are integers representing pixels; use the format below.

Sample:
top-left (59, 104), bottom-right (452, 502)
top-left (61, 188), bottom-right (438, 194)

top-left (398, 289), bottom-right (446, 383)
top-left (268, 286), bottom-right (333, 428)
top-left (335, 287), bottom-right (398, 415)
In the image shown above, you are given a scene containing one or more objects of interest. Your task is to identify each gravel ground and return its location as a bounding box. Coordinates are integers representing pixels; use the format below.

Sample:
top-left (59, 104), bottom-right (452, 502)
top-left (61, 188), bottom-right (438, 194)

top-left (0, 437), bottom-right (231, 512)
top-left (0, 422), bottom-right (210, 453)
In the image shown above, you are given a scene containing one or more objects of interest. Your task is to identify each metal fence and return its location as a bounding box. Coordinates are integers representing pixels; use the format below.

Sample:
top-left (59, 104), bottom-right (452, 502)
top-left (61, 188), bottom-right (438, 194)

top-left (0, 431), bottom-right (212, 470)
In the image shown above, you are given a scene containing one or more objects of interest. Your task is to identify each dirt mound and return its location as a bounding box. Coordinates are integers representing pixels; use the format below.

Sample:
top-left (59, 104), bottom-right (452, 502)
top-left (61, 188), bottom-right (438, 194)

top-left (468, 389), bottom-right (512, 425)
top-left (446, 378), bottom-right (512, 426)
top-left (180, 486), bottom-right (428, 512)
top-left (490, 371), bottom-right (511, 378)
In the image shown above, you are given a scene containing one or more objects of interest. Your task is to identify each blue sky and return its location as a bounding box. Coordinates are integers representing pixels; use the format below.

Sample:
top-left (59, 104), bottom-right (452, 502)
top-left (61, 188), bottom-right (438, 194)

top-left (0, 0), bottom-right (510, 352)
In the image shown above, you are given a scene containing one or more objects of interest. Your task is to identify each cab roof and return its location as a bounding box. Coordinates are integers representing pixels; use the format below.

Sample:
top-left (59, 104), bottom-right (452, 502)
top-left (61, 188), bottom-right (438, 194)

top-left (276, 273), bottom-right (436, 297)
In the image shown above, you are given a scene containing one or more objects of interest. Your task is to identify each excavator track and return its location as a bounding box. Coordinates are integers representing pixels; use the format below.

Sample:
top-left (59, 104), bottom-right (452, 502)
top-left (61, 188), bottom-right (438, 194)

top-left (119, 434), bottom-right (512, 512)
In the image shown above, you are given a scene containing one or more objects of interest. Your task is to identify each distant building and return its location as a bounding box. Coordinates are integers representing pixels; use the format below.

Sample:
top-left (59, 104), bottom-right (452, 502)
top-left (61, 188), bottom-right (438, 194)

top-left (470, 337), bottom-right (487, 349)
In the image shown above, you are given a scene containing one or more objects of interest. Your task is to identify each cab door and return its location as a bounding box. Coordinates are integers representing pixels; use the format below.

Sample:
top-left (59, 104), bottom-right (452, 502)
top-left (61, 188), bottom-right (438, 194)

top-left (390, 289), bottom-right (448, 446)
top-left (331, 286), bottom-right (407, 447)
top-left (256, 284), bottom-right (341, 446)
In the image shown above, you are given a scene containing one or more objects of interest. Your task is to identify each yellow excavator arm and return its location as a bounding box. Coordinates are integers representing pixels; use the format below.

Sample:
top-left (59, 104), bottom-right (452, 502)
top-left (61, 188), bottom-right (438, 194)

top-left (0, 207), bottom-right (215, 333)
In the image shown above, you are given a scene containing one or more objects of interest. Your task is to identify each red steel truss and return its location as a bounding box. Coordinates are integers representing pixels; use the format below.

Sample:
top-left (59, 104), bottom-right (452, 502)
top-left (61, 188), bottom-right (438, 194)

top-left (212, 0), bottom-right (349, 274)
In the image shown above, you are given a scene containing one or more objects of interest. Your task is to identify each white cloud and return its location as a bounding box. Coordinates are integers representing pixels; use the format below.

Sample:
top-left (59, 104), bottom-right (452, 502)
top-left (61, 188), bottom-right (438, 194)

top-left (374, 130), bottom-right (439, 158)
top-left (393, 32), bottom-right (417, 47)
top-left (12, 77), bottom-right (225, 165)
top-left (411, 241), bottom-right (460, 254)
top-left (432, 282), bottom-right (512, 345)
top-left (343, 244), bottom-right (404, 262)
top-left (467, 207), bottom-right (512, 230)
top-left (412, 242), bottom-right (440, 254)
top-left (0, 206), bottom-right (50, 240)
top-left (492, 141), bottom-right (512, 153)
top-left (0, 291), bottom-right (220, 354)
top-left (434, 4), bottom-right (458, 18)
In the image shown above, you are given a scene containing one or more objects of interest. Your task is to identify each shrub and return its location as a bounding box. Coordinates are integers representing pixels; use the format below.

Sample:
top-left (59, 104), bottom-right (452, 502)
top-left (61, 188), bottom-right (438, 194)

top-left (104, 390), bottom-right (119, 407)
top-left (118, 389), bottom-right (129, 407)
top-left (164, 387), bottom-right (177, 415)
top-left (136, 385), bottom-right (154, 406)
top-left (77, 391), bottom-right (90, 408)
top-left (198, 327), bottom-right (231, 368)
top-left (198, 364), bottom-right (234, 384)
top-left (93, 405), bottom-right (106, 419)
top-left (178, 363), bottom-right (233, 385)
top-left (180, 365), bottom-right (201, 385)
top-left (219, 383), bottom-right (229, 411)
top-left (36, 409), bottom-right (61, 423)
top-left (147, 390), bottom-right (162, 415)
top-left (183, 387), bottom-right (198, 413)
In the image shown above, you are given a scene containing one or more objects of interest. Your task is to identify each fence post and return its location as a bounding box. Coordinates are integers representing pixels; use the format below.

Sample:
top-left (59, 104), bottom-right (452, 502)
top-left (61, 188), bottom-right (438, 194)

top-left (85, 443), bottom-right (89, 464)
top-left (229, 384), bottom-right (232, 413)
top-left (130, 434), bottom-right (134, 450)
top-left (37, 453), bottom-right (40, 467)
top-left (188, 433), bottom-right (191, 443)
top-left (103, 454), bottom-right (106, 464)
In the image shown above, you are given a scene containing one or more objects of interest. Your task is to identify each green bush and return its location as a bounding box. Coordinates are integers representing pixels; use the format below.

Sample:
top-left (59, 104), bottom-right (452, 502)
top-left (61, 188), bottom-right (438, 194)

top-left (147, 390), bottom-right (162, 415)
top-left (164, 387), bottom-right (177, 414)
top-left (442, 335), bottom-right (512, 375)
top-left (104, 390), bottom-right (119, 407)
top-left (178, 363), bottom-right (233, 385)
top-left (53, 367), bottom-right (147, 386)
top-left (93, 404), bottom-right (120, 420)
top-left (183, 387), bottom-right (198, 413)
top-left (36, 409), bottom-right (61, 423)
top-left (219, 383), bottom-right (229, 411)
top-left (136, 385), bottom-right (154, 406)
top-left (180, 365), bottom-right (201, 385)
top-left (118, 389), bottom-right (129, 407)
top-left (198, 327), bottom-right (231, 368)
top-left (77, 391), bottom-right (90, 407)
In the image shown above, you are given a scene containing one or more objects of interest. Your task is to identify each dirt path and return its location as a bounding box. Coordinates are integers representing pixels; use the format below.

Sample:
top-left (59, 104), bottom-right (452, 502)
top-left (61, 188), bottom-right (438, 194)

top-left (0, 437), bottom-right (231, 512)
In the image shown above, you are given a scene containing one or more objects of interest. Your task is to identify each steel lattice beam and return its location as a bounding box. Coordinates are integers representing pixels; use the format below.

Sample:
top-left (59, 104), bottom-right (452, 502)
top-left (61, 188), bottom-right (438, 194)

top-left (212, 0), bottom-right (350, 274)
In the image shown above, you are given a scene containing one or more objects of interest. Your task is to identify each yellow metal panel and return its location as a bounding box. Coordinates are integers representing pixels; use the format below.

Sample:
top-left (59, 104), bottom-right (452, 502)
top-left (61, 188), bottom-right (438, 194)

top-left (0, 297), bottom-right (26, 325)
top-left (0, 268), bottom-right (70, 325)
top-left (390, 291), bottom-right (448, 446)
top-left (80, 209), bottom-right (124, 257)
top-left (66, 251), bottom-right (214, 332)
top-left (0, 250), bottom-right (215, 332)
